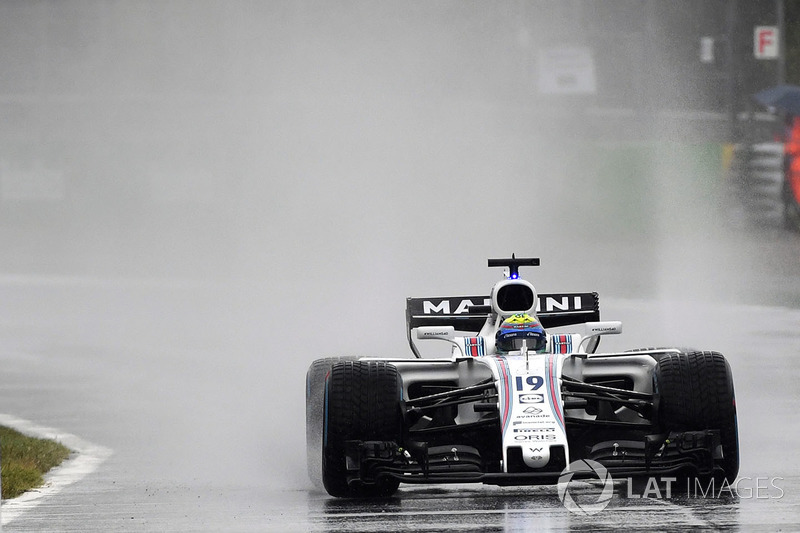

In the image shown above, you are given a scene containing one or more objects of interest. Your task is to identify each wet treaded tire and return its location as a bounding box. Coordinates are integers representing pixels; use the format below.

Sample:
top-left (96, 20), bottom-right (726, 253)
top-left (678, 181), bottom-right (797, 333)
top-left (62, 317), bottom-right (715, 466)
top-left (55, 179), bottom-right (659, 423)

top-left (322, 360), bottom-right (402, 498)
top-left (655, 351), bottom-right (739, 482)
top-left (305, 356), bottom-right (360, 489)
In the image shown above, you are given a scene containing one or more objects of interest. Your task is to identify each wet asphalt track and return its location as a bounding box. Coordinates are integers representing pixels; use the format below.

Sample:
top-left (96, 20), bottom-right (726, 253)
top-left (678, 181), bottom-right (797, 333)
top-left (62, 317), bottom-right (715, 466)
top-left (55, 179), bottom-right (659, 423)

top-left (1, 227), bottom-right (800, 532)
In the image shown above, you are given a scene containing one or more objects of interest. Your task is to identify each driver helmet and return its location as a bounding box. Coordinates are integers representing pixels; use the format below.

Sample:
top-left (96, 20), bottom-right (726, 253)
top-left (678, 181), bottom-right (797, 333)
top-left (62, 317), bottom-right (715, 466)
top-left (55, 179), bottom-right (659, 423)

top-left (495, 313), bottom-right (546, 353)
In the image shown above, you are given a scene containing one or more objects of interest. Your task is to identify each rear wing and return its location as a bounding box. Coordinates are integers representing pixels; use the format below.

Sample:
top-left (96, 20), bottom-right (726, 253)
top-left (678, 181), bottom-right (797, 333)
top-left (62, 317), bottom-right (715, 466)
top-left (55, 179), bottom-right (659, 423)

top-left (405, 292), bottom-right (599, 356)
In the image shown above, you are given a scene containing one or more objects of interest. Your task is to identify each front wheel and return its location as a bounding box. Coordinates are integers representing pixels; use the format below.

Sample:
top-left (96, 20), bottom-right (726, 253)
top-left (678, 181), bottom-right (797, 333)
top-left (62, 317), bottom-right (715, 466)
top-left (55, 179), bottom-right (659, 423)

top-left (305, 356), bottom-right (361, 489)
top-left (655, 351), bottom-right (739, 483)
top-left (322, 360), bottom-right (403, 498)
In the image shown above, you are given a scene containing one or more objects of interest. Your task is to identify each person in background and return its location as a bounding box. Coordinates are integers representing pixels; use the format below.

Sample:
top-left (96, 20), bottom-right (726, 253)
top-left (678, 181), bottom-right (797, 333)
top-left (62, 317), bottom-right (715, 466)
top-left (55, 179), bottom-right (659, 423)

top-left (783, 113), bottom-right (800, 226)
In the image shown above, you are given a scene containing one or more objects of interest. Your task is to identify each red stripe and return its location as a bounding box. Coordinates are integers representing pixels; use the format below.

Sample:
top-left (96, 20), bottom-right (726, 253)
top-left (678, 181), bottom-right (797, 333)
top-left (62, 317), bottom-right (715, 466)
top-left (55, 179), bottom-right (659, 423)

top-left (548, 355), bottom-right (565, 428)
top-left (554, 335), bottom-right (569, 354)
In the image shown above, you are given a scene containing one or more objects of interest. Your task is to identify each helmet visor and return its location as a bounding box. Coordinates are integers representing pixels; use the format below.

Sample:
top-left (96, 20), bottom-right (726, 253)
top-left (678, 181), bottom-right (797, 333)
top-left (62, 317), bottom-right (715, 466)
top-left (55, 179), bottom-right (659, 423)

top-left (497, 333), bottom-right (546, 353)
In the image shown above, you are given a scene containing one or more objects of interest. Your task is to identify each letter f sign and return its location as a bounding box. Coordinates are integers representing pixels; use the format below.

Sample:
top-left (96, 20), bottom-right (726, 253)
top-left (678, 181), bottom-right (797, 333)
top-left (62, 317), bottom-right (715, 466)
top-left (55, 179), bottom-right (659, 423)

top-left (755, 26), bottom-right (778, 59)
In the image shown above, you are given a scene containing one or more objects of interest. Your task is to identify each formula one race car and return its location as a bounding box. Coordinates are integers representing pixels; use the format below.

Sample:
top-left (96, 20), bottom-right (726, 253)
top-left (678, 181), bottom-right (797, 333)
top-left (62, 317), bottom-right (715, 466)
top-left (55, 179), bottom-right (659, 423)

top-left (305, 257), bottom-right (739, 498)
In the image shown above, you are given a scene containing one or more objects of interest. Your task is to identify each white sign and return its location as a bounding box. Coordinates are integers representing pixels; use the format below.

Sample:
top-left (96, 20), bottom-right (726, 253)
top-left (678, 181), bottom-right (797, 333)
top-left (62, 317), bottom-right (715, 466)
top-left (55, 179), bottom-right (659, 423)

top-left (537, 46), bottom-right (596, 95)
top-left (700, 36), bottom-right (714, 63)
top-left (754, 26), bottom-right (779, 59)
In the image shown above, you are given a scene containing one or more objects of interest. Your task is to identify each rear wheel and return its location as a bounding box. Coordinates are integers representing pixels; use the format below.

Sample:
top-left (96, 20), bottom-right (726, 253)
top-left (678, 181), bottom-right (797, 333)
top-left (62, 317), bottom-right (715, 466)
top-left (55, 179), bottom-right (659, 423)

top-left (305, 356), bottom-right (360, 489)
top-left (322, 360), bottom-right (402, 498)
top-left (655, 351), bottom-right (739, 482)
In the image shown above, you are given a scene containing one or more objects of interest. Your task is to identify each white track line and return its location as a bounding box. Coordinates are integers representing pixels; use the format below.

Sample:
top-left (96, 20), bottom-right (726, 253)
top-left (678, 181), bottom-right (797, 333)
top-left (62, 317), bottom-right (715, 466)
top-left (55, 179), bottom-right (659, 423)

top-left (0, 414), bottom-right (113, 526)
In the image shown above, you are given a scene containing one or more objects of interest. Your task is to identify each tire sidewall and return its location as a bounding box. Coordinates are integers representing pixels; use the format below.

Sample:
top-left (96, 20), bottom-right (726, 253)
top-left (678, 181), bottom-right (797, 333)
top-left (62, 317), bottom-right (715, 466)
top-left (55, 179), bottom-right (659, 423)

top-left (305, 356), bottom-right (361, 490)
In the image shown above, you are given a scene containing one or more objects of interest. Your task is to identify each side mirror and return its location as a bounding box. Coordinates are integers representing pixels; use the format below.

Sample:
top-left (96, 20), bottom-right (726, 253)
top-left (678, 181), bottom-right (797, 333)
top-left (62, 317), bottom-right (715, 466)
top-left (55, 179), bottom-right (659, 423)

top-left (578, 321), bottom-right (622, 352)
top-left (416, 326), bottom-right (475, 358)
top-left (585, 321), bottom-right (622, 336)
top-left (416, 326), bottom-right (456, 340)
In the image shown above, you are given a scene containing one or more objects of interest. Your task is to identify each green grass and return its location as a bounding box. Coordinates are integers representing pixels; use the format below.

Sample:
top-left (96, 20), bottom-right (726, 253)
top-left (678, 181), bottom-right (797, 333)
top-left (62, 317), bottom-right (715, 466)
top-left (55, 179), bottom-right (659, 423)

top-left (0, 426), bottom-right (72, 499)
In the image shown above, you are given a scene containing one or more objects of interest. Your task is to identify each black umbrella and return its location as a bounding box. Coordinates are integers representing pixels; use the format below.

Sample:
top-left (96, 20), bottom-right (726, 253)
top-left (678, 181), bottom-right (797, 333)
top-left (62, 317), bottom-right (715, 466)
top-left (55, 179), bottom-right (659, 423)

top-left (754, 84), bottom-right (800, 115)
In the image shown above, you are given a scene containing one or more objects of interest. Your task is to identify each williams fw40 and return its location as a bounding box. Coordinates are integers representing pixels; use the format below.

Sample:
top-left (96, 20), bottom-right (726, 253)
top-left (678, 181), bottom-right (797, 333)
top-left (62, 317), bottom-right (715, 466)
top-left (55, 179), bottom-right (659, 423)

top-left (306, 257), bottom-right (739, 498)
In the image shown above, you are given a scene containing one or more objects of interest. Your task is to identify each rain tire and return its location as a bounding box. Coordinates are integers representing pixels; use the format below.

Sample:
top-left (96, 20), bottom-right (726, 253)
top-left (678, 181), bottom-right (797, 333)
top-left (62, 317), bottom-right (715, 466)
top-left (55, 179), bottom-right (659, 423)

top-left (322, 360), bottom-right (402, 498)
top-left (655, 351), bottom-right (739, 483)
top-left (305, 356), bottom-right (360, 489)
